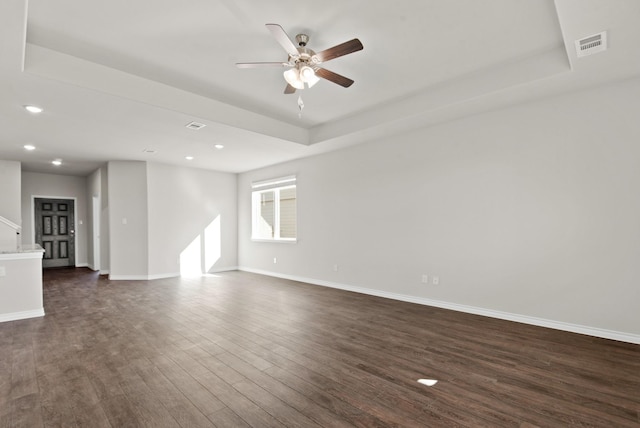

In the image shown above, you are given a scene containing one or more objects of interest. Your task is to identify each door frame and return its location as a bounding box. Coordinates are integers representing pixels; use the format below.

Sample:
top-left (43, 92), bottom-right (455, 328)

top-left (31, 195), bottom-right (78, 267)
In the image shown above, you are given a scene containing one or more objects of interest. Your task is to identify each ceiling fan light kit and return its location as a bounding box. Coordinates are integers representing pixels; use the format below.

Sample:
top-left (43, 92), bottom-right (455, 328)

top-left (237, 23), bottom-right (363, 94)
top-left (283, 67), bottom-right (304, 89)
top-left (299, 65), bottom-right (319, 87)
top-left (284, 64), bottom-right (320, 89)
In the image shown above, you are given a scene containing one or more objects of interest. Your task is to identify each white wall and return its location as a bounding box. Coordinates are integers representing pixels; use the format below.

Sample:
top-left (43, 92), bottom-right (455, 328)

top-left (107, 161), bottom-right (149, 278)
top-left (146, 163), bottom-right (237, 277)
top-left (238, 77), bottom-right (640, 340)
top-left (21, 171), bottom-right (88, 266)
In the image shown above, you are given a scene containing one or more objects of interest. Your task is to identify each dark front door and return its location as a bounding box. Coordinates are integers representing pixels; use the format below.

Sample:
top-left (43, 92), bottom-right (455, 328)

top-left (35, 198), bottom-right (75, 268)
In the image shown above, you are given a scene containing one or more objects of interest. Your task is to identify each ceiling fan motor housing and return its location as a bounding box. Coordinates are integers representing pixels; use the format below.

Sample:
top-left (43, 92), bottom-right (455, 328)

top-left (290, 45), bottom-right (318, 67)
top-left (295, 33), bottom-right (309, 46)
top-left (235, 24), bottom-right (362, 93)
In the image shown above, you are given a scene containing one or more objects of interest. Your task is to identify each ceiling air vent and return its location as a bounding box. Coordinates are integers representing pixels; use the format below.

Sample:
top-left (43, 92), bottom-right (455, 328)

top-left (185, 121), bottom-right (206, 130)
top-left (575, 31), bottom-right (607, 58)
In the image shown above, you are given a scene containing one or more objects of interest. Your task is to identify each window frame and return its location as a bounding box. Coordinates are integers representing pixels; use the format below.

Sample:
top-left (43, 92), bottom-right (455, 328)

top-left (251, 176), bottom-right (297, 243)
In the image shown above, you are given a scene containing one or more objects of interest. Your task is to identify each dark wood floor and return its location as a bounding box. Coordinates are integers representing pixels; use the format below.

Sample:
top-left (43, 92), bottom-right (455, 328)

top-left (1, 268), bottom-right (638, 427)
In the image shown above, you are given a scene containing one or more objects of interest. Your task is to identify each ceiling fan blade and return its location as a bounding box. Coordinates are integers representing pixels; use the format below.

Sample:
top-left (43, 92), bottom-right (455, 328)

top-left (315, 38), bottom-right (363, 63)
top-left (266, 24), bottom-right (300, 57)
top-left (315, 68), bottom-right (355, 88)
top-left (236, 62), bottom-right (290, 68)
top-left (284, 84), bottom-right (297, 94)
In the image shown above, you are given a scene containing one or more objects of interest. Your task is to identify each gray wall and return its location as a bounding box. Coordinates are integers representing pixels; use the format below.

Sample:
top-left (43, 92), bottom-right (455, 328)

top-left (0, 160), bottom-right (21, 250)
top-left (87, 168), bottom-right (99, 269)
top-left (106, 161), bottom-right (237, 279)
top-left (238, 77), bottom-right (640, 339)
top-left (147, 163), bottom-right (237, 276)
top-left (0, 256), bottom-right (43, 321)
top-left (21, 171), bottom-right (89, 266)
top-left (100, 167), bottom-right (110, 273)
top-left (107, 161), bottom-right (149, 278)
top-left (86, 167), bottom-right (109, 272)
top-left (0, 160), bottom-right (21, 223)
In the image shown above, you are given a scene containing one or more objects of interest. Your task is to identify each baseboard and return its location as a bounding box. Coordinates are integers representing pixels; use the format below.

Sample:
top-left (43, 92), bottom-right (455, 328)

top-left (237, 267), bottom-right (640, 345)
top-left (108, 274), bottom-right (151, 280)
top-left (99, 269), bottom-right (109, 275)
top-left (109, 273), bottom-right (179, 280)
top-left (207, 266), bottom-right (239, 274)
top-left (0, 308), bottom-right (45, 323)
top-left (75, 262), bottom-right (89, 268)
top-left (109, 267), bottom-right (238, 281)
top-left (148, 272), bottom-right (180, 280)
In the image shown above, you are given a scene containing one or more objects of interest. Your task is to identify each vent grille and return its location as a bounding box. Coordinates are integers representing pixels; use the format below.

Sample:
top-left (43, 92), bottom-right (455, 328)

top-left (575, 31), bottom-right (607, 57)
top-left (186, 121), bottom-right (206, 130)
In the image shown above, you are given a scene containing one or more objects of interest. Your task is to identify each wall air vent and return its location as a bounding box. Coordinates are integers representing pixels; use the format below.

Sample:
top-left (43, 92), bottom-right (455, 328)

top-left (185, 121), bottom-right (206, 130)
top-left (575, 31), bottom-right (607, 58)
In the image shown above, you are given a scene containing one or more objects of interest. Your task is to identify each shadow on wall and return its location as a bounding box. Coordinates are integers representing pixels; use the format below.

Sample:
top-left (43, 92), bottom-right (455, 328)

top-left (179, 215), bottom-right (221, 277)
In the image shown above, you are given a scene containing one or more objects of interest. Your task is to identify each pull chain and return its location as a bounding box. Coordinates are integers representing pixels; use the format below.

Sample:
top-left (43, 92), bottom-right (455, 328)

top-left (297, 95), bottom-right (304, 119)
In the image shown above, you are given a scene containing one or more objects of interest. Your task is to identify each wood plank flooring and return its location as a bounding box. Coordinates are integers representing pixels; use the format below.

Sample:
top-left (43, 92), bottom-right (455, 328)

top-left (1, 268), bottom-right (639, 427)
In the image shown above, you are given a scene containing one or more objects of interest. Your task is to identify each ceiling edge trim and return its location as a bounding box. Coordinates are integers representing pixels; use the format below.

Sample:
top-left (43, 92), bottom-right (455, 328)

top-left (309, 46), bottom-right (571, 146)
top-left (23, 43), bottom-right (310, 146)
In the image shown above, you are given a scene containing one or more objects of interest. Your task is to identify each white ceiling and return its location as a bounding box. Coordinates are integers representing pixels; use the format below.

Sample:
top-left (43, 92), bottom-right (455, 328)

top-left (1, 0), bottom-right (639, 176)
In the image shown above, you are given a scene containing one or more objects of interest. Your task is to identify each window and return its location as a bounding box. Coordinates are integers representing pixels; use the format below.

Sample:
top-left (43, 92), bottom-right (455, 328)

top-left (252, 176), bottom-right (297, 241)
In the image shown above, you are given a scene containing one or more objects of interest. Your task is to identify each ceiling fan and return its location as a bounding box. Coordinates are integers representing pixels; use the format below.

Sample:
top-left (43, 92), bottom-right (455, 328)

top-left (236, 24), bottom-right (363, 94)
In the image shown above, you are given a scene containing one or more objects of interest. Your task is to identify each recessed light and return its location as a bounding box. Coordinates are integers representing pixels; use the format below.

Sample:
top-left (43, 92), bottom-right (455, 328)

top-left (24, 144), bottom-right (36, 151)
top-left (52, 159), bottom-right (62, 166)
top-left (143, 149), bottom-right (157, 154)
top-left (185, 156), bottom-right (194, 160)
top-left (214, 144), bottom-right (224, 150)
top-left (24, 105), bottom-right (43, 114)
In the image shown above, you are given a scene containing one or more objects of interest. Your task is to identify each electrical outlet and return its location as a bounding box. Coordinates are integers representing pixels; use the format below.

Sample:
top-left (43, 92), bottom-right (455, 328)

top-left (0, 266), bottom-right (5, 277)
top-left (421, 274), bottom-right (429, 284)
top-left (333, 264), bottom-right (339, 272)
top-left (273, 257), bottom-right (277, 264)
top-left (432, 276), bottom-right (439, 285)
